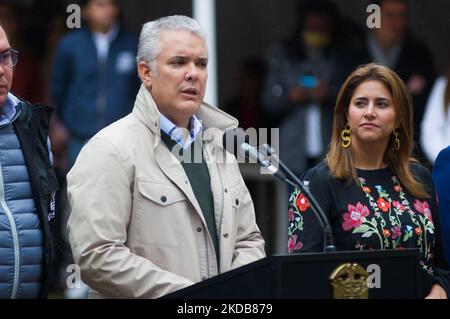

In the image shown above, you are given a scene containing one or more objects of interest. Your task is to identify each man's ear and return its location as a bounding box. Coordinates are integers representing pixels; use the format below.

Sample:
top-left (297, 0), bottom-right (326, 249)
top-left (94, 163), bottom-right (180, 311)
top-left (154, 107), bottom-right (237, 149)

top-left (137, 62), bottom-right (153, 90)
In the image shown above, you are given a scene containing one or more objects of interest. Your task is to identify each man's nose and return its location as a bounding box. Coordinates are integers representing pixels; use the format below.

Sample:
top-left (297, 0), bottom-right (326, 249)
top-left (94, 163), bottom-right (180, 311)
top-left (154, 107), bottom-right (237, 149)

top-left (185, 63), bottom-right (199, 81)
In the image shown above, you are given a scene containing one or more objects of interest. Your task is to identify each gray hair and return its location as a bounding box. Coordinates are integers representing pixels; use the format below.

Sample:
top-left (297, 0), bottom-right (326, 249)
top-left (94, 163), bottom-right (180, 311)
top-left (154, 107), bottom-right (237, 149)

top-left (136, 15), bottom-right (208, 73)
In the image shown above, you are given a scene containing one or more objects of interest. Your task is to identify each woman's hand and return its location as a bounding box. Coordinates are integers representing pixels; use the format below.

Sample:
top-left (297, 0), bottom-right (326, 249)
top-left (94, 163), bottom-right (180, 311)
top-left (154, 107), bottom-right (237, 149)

top-left (425, 284), bottom-right (447, 299)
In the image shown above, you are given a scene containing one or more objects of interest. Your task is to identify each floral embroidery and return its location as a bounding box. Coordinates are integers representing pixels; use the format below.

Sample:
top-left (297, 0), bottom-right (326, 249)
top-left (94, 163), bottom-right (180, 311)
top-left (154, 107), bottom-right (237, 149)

top-left (289, 208), bottom-right (294, 222)
top-left (288, 234), bottom-right (303, 253)
top-left (354, 175), bottom-right (436, 273)
top-left (403, 225), bottom-right (413, 241)
top-left (296, 193), bottom-right (310, 212)
top-left (377, 198), bottom-right (390, 212)
top-left (362, 187), bottom-right (371, 193)
top-left (414, 200), bottom-right (433, 222)
top-left (342, 202), bottom-right (370, 231)
top-left (288, 173), bottom-right (436, 276)
top-left (288, 188), bottom-right (308, 253)
top-left (391, 226), bottom-right (401, 239)
top-left (420, 261), bottom-right (434, 276)
top-left (415, 227), bottom-right (423, 236)
top-left (353, 176), bottom-right (436, 259)
top-left (392, 201), bottom-right (406, 211)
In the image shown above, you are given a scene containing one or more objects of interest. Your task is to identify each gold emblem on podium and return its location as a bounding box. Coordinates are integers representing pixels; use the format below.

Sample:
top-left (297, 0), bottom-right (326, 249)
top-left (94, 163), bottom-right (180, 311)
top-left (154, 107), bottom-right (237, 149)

top-left (329, 263), bottom-right (369, 299)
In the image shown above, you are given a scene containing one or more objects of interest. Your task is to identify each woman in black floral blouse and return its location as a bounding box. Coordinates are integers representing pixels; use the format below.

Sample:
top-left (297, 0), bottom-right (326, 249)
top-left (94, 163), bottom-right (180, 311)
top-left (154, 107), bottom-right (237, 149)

top-left (288, 63), bottom-right (449, 298)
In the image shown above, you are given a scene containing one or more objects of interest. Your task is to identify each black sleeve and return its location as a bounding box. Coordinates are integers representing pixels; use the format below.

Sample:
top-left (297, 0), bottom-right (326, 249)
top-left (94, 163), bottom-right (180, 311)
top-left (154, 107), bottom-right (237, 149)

top-left (412, 164), bottom-right (450, 296)
top-left (288, 164), bottom-right (333, 253)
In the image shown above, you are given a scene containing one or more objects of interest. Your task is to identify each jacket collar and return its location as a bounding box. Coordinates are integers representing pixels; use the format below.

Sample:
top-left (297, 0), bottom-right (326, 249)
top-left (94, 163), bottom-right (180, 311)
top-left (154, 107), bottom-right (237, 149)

top-left (132, 84), bottom-right (238, 145)
top-left (0, 92), bottom-right (22, 127)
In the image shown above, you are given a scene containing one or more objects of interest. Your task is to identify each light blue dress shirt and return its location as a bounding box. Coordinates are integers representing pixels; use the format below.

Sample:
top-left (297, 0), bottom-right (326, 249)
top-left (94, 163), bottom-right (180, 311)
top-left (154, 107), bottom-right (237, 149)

top-left (159, 113), bottom-right (203, 149)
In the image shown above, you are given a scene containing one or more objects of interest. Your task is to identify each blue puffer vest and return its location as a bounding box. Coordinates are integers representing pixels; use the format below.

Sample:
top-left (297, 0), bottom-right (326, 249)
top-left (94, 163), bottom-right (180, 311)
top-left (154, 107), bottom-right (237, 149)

top-left (0, 120), bottom-right (44, 299)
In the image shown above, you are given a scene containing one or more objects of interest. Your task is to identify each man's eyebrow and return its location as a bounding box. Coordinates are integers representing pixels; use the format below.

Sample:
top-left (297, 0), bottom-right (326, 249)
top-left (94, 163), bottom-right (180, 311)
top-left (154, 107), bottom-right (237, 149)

top-left (169, 56), bottom-right (208, 62)
top-left (168, 55), bottom-right (188, 61)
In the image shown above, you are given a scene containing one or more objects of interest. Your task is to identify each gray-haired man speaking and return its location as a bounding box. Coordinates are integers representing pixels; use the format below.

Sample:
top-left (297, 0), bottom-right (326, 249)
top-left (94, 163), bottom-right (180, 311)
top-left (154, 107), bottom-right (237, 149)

top-left (67, 15), bottom-right (265, 299)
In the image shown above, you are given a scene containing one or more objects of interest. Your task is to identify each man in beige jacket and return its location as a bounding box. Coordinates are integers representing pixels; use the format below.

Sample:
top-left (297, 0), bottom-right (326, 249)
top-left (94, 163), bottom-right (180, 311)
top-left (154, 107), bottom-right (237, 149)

top-left (67, 15), bottom-right (265, 298)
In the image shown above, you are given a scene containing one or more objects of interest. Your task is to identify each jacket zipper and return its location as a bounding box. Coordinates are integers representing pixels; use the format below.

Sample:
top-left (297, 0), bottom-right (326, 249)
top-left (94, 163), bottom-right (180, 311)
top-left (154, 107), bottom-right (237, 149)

top-left (0, 163), bottom-right (20, 299)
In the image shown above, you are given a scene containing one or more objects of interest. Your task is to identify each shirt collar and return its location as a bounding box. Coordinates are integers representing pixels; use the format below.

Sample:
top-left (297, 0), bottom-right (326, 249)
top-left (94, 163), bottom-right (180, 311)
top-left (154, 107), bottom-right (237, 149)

top-left (0, 92), bottom-right (21, 126)
top-left (92, 23), bottom-right (120, 42)
top-left (159, 113), bottom-right (203, 149)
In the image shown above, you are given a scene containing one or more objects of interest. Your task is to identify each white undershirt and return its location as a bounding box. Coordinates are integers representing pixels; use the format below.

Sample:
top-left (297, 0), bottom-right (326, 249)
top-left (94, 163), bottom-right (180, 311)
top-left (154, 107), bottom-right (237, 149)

top-left (92, 24), bottom-right (119, 60)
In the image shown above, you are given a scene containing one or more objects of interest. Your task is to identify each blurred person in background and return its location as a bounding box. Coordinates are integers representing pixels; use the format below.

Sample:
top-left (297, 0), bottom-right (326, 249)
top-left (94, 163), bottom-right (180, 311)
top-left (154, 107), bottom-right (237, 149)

top-left (261, 0), bottom-right (359, 176)
top-left (420, 69), bottom-right (450, 163)
top-left (51, 0), bottom-right (139, 169)
top-left (360, 0), bottom-right (435, 163)
top-left (51, 0), bottom-right (139, 298)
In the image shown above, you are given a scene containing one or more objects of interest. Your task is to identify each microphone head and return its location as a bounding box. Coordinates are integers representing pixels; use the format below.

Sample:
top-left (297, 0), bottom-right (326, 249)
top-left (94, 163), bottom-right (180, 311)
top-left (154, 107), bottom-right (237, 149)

top-left (260, 144), bottom-right (275, 156)
top-left (222, 128), bottom-right (249, 158)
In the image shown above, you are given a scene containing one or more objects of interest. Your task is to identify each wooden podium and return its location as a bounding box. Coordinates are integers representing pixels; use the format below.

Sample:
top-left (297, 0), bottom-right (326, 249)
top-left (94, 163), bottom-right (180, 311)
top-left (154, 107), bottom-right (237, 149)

top-left (164, 249), bottom-right (424, 299)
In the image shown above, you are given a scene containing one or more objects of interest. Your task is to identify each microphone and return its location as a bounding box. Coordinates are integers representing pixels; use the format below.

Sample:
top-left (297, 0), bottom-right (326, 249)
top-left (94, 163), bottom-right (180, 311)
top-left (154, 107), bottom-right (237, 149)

top-left (260, 144), bottom-right (336, 252)
top-left (222, 128), bottom-right (296, 187)
top-left (222, 129), bottom-right (336, 252)
top-left (239, 143), bottom-right (295, 184)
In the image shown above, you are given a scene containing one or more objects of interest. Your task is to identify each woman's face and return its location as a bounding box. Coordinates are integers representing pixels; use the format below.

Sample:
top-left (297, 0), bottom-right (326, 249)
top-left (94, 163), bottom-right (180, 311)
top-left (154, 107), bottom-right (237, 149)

top-left (347, 80), bottom-right (397, 149)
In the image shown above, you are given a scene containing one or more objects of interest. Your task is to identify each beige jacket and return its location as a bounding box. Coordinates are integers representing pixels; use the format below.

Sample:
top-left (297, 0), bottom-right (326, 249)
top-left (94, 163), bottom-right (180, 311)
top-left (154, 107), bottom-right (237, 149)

top-left (67, 85), bottom-right (266, 299)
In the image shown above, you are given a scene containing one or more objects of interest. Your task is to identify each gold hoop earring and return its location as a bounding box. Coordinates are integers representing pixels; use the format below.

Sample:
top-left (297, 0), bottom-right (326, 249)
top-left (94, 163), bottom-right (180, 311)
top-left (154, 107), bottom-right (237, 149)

top-left (341, 124), bottom-right (351, 149)
top-left (393, 128), bottom-right (400, 151)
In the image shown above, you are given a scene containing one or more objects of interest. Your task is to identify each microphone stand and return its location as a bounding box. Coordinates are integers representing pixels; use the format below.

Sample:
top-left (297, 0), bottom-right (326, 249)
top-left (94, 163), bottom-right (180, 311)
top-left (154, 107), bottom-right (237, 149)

top-left (260, 144), bottom-right (337, 253)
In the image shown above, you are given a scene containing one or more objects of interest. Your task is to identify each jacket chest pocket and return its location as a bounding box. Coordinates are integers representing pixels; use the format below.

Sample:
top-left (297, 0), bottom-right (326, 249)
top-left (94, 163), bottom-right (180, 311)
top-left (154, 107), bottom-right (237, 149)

top-left (224, 182), bottom-right (242, 242)
top-left (136, 180), bottom-right (188, 248)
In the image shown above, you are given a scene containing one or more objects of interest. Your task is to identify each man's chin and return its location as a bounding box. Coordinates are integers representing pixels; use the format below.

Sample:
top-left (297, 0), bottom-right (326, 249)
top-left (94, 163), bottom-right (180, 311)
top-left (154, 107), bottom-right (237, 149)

top-left (179, 101), bottom-right (202, 114)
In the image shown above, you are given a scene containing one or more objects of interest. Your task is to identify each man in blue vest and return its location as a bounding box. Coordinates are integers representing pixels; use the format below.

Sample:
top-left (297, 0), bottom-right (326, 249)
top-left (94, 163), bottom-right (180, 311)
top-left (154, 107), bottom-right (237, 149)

top-left (0, 25), bottom-right (58, 298)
